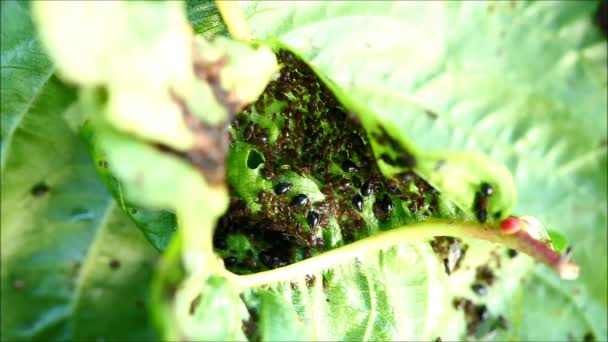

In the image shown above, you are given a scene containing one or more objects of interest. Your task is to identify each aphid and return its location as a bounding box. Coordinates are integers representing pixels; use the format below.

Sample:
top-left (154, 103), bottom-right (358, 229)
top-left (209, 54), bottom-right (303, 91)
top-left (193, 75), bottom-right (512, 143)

top-left (500, 217), bottom-right (522, 234)
top-left (380, 153), bottom-right (395, 165)
top-left (435, 338), bottom-right (442, 342)
top-left (387, 185), bottom-right (400, 194)
top-left (307, 210), bottom-right (320, 229)
top-left (507, 248), bottom-right (518, 258)
top-left (274, 181), bottom-right (293, 195)
top-left (304, 248), bottom-right (313, 259)
top-left (291, 194), bottom-right (309, 207)
top-left (350, 133), bottom-right (365, 150)
top-left (352, 194), bottom-right (364, 212)
top-left (471, 283), bottom-right (487, 296)
top-left (480, 182), bottom-right (494, 197)
top-left (223, 256), bottom-right (238, 266)
top-left (379, 195), bottom-right (393, 213)
top-left (341, 160), bottom-right (359, 173)
top-left (30, 182), bottom-right (50, 197)
top-left (496, 315), bottom-right (510, 330)
top-left (476, 305), bottom-right (489, 321)
top-left (476, 208), bottom-right (488, 223)
top-left (394, 154), bottom-right (417, 168)
top-left (361, 181), bottom-right (375, 196)
top-left (352, 177), bottom-right (362, 188)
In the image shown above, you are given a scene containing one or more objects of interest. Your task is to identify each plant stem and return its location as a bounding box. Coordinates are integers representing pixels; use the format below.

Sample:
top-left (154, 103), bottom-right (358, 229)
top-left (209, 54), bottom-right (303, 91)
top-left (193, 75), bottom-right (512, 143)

top-left (215, 0), bottom-right (252, 41)
top-left (226, 219), bottom-right (578, 288)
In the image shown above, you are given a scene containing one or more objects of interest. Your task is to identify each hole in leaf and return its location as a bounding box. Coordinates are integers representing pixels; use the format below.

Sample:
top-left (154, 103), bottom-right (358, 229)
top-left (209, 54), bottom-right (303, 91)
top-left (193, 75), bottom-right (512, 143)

top-left (246, 150), bottom-right (265, 169)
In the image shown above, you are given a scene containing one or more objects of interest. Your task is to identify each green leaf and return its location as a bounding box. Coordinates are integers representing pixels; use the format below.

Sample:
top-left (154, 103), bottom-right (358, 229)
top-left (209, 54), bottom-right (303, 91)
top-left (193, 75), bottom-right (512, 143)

top-left (186, 0), bottom-right (228, 38)
top-left (1, 2), bottom-right (158, 340)
top-left (243, 1), bottom-right (607, 340)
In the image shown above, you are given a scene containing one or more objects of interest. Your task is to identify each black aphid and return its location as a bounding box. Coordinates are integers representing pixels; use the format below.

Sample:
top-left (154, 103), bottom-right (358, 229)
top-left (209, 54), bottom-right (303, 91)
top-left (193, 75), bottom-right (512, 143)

top-left (341, 160), bottom-right (359, 173)
top-left (307, 210), bottom-right (320, 229)
top-left (387, 185), bottom-right (400, 194)
top-left (223, 256), bottom-right (238, 266)
top-left (30, 182), bottom-right (50, 197)
top-left (476, 305), bottom-right (489, 321)
top-left (291, 194), bottom-right (309, 207)
top-left (352, 194), bottom-right (364, 212)
top-left (480, 182), bottom-right (494, 197)
top-left (274, 181), bottom-right (293, 195)
top-left (394, 154), bottom-right (417, 168)
top-left (361, 181), bottom-right (375, 196)
top-left (507, 248), bottom-right (518, 258)
top-left (471, 283), bottom-right (487, 296)
top-left (380, 153), bottom-right (395, 165)
top-left (213, 238), bottom-right (227, 249)
top-left (443, 259), bottom-right (451, 275)
top-left (496, 315), bottom-right (510, 330)
top-left (378, 195), bottom-right (393, 213)
top-left (476, 207), bottom-right (487, 223)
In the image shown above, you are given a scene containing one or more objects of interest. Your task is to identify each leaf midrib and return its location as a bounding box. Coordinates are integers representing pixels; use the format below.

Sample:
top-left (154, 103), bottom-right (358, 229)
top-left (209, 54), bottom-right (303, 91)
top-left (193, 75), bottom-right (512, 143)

top-left (0, 63), bottom-right (57, 174)
top-left (68, 200), bottom-right (116, 338)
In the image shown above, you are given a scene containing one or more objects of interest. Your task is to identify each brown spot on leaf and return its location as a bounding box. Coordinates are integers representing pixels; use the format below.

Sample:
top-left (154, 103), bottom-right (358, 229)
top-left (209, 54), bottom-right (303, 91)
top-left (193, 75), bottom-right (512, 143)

top-left (109, 259), bottom-right (121, 270)
top-left (189, 293), bottom-right (202, 315)
top-left (13, 279), bottom-right (26, 290)
top-left (424, 109), bottom-right (439, 120)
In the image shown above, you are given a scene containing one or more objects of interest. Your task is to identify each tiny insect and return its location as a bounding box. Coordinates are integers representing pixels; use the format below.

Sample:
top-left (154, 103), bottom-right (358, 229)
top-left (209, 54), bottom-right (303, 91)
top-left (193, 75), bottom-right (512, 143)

top-left (387, 185), bottom-right (400, 194)
top-left (341, 160), bottom-right (359, 173)
top-left (480, 182), bottom-right (494, 197)
top-left (476, 305), bottom-right (489, 322)
top-left (471, 283), bottom-right (487, 296)
top-left (223, 256), bottom-right (238, 266)
top-left (361, 181), bottom-right (375, 197)
top-left (380, 195), bottom-right (394, 213)
top-left (307, 210), bottom-right (320, 229)
top-left (274, 182), bottom-right (293, 195)
top-left (394, 154), bottom-right (416, 168)
top-left (352, 194), bottom-right (364, 212)
top-left (291, 194), bottom-right (309, 207)
top-left (476, 208), bottom-right (488, 223)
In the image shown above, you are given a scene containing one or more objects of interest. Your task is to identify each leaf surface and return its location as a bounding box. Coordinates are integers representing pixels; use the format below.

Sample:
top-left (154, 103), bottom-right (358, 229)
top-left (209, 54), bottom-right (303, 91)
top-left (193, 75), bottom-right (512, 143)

top-left (1, 2), bottom-right (159, 340)
top-left (243, 1), bottom-right (608, 339)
